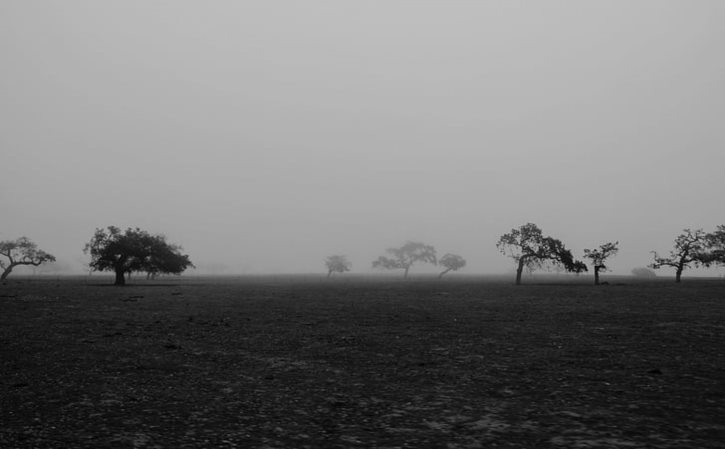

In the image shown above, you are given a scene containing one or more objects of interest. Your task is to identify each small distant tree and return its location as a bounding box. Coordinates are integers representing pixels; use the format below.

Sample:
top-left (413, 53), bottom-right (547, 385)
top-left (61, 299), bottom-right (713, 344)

top-left (649, 228), bottom-right (707, 283)
top-left (84, 226), bottom-right (193, 285)
top-left (372, 241), bottom-right (437, 278)
top-left (583, 241), bottom-right (619, 285)
top-left (631, 267), bottom-right (656, 278)
top-left (325, 255), bottom-right (351, 277)
top-left (0, 237), bottom-right (56, 281)
top-left (438, 253), bottom-right (466, 278)
top-left (496, 223), bottom-right (587, 285)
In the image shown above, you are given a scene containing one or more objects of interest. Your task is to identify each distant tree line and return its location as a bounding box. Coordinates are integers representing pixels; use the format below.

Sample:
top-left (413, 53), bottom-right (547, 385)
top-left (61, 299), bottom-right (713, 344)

top-left (2, 223), bottom-right (724, 285)
top-left (493, 223), bottom-right (725, 284)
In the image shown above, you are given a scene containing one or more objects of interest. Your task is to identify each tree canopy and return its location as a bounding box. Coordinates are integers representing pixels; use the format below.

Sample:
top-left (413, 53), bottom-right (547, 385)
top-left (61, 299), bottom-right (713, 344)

top-left (0, 237), bottom-right (56, 280)
top-left (650, 228), bottom-right (707, 283)
top-left (496, 223), bottom-right (587, 285)
top-left (372, 241), bottom-right (437, 278)
top-left (84, 226), bottom-right (193, 285)
top-left (325, 255), bottom-right (351, 277)
top-left (702, 225), bottom-right (725, 268)
top-left (583, 241), bottom-right (619, 285)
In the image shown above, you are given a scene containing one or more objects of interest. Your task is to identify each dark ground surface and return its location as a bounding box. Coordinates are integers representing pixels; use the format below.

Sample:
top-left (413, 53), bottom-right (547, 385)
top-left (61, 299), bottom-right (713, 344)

top-left (1, 275), bottom-right (723, 448)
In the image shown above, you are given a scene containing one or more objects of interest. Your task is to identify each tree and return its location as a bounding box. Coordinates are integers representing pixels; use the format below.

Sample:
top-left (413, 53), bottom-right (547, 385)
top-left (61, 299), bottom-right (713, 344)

top-left (0, 237), bottom-right (56, 281)
top-left (84, 226), bottom-right (193, 285)
top-left (372, 241), bottom-right (437, 278)
top-left (438, 253), bottom-right (466, 278)
top-left (325, 255), bottom-right (351, 277)
top-left (496, 223), bottom-right (587, 285)
top-left (583, 241), bottom-right (619, 285)
top-left (649, 228), bottom-right (707, 283)
top-left (631, 267), bottom-right (656, 278)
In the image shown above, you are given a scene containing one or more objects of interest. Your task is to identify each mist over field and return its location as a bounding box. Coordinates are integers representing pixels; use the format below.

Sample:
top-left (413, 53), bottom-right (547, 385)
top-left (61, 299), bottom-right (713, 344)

top-left (2, 1), bottom-right (724, 277)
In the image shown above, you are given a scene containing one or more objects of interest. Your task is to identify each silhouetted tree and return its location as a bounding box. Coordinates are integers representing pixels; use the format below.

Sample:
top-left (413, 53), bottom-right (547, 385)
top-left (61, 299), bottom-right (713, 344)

top-left (583, 241), bottom-right (619, 285)
top-left (438, 253), bottom-right (466, 278)
top-left (372, 241), bottom-right (437, 278)
top-left (649, 228), bottom-right (707, 283)
top-left (0, 237), bottom-right (56, 280)
top-left (84, 226), bottom-right (193, 285)
top-left (325, 255), bottom-right (351, 277)
top-left (496, 223), bottom-right (587, 285)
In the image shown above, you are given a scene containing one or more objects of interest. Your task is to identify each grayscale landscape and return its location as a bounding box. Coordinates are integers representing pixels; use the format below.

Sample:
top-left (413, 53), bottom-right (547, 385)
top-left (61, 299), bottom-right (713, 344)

top-left (2, 1), bottom-right (724, 448)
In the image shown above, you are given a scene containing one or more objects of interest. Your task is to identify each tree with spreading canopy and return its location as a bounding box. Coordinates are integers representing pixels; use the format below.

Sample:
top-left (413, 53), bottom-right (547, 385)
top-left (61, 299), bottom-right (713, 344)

top-left (84, 226), bottom-right (193, 285)
top-left (496, 223), bottom-right (587, 285)
top-left (649, 228), bottom-right (707, 283)
top-left (583, 241), bottom-right (619, 285)
top-left (324, 255), bottom-right (351, 277)
top-left (438, 253), bottom-right (466, 278)
top-left (372, 241), bottom-right (437, 278)
top-left (0, 237), bottom-right (56, 281)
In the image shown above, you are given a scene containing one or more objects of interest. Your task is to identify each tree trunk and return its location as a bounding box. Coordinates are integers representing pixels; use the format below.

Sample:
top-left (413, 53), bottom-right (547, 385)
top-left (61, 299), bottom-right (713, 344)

top-left (439, 268), bottom-right (451, 279)
top-left (404, 267), bottom-right (409, 279)
top-left (327, 270), bottom-right (332, 278)
top-left (594, 266), bottom-right (600, 285)
top-left (1, 265), bottom-right (13, 281)
top-left (675, 267), bottom-right (683, 283)
top-left (515, 258), bottom-right (525, 285)
top-left (115, 269), bottom-right (126, 286)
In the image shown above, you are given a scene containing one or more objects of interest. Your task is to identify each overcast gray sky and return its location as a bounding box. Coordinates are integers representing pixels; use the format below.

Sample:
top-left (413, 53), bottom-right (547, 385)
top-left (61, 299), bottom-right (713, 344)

top-left (2, 1), bottom-right (724, 276)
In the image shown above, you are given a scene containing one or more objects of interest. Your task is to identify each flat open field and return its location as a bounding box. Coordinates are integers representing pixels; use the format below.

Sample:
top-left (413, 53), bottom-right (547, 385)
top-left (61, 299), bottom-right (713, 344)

top-left (1, 275), bottom-right (723, 448)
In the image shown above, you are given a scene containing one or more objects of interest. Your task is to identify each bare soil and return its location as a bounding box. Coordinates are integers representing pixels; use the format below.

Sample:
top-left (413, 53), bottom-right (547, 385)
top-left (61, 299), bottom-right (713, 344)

top-left (1, 275), bottom-right (723, 448)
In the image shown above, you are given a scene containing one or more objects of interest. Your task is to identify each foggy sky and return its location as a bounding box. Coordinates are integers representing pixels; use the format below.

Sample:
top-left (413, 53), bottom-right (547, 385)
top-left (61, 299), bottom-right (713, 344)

top-left (2, 1), bottom-right (724, 277)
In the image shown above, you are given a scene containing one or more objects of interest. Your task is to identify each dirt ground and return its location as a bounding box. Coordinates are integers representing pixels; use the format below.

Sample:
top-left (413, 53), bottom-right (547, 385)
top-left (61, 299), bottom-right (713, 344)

top-left (1, 275), bottom-right (723, 448)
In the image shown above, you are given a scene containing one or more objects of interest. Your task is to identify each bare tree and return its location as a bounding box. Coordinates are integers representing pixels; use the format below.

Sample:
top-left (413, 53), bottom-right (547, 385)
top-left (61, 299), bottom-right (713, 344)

top-left (438, 253), bottom-right (466, 278)
top-left (372, 241), bottom-right (437, 278)
top-left (0, 237), bottom-right (56, 281)
top-left (496, 223), bottom-right (587, 285)
top-left (583, 241), bottom-right (619, 285)
top-left (649, 228), bottom-right (707, 283)
top-left (324, 255), bottom-right (351, 277)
